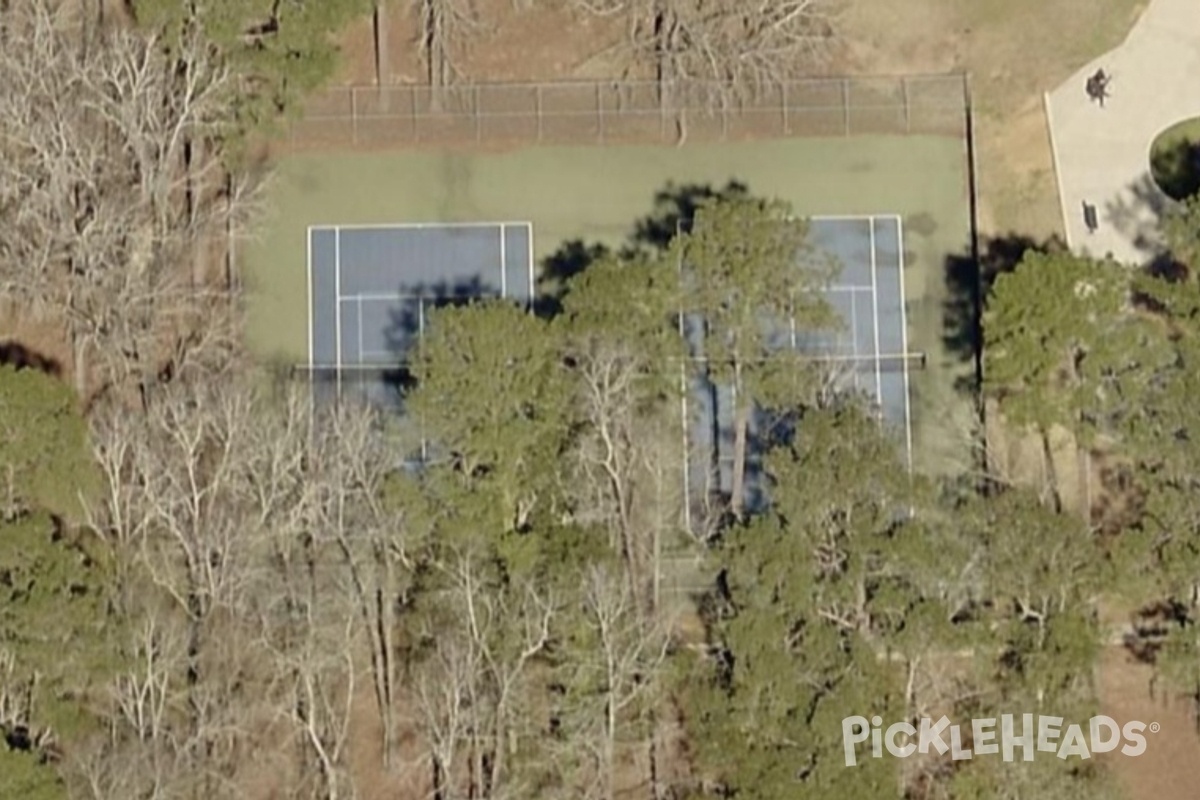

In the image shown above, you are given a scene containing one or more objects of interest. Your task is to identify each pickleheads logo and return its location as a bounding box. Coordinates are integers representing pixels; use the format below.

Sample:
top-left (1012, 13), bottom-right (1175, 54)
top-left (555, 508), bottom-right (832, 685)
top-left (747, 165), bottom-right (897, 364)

top-left (842, 714), bottom-right (1157, 766)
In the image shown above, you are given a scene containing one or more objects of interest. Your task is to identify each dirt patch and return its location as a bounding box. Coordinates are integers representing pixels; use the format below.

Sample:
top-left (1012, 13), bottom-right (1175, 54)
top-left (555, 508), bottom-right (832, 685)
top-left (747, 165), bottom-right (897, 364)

top-left (1098, 647), bottom-right (1200, 800)
top-left (0, 304), bottom-right (73, 382)
top-left (332, 0), bottom-right (626, 86)
top-left (838, 0), bottom-right (1147, 238)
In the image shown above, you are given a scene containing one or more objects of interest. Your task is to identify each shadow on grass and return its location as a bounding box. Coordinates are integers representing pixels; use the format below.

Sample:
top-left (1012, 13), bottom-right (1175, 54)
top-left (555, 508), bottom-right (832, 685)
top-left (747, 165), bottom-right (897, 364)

top-left (1151, 136), bottom-right (1200, 202)
top-left (0, 341), bottom-right (62, 378)
top-left (943, 233), bottom-right (1067, 395)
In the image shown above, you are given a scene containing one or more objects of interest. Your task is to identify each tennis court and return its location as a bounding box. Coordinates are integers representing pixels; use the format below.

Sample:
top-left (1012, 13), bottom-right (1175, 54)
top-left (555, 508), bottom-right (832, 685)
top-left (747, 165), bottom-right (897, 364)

top-left (246, 136), bottom-right (971, 476)
top-left (305, 221), bottom-right (534, 409)
top-left (302, 210), bottom-right (919, 514)
top-left (683, 214), bottom-right (918, 518)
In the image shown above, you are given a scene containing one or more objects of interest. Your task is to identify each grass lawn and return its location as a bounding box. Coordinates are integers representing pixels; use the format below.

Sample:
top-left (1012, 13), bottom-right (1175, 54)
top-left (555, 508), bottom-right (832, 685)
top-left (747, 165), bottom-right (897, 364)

top-left (244, 135), bottom-right (972, 474)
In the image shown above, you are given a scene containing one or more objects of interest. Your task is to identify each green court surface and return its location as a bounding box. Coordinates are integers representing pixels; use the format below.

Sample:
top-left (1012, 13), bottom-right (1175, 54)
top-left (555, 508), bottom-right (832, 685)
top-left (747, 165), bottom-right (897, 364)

top-left (244, 136), bottom-right (972, 474)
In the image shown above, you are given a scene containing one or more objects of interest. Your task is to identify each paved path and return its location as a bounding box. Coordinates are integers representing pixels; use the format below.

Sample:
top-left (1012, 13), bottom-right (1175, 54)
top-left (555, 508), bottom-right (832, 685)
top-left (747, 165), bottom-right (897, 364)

top-left (1045, 0), bottom-right (1200, 264)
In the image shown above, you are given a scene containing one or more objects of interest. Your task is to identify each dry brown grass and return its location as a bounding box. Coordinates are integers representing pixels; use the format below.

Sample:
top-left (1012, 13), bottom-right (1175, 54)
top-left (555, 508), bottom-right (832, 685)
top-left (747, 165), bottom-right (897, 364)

top-left (840, 0), bottom-right (1148, 240)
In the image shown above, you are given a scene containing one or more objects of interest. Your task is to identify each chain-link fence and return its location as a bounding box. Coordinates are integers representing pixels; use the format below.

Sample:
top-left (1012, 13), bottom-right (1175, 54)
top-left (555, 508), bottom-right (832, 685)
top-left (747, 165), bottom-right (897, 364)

top-left (288, 74), bottom-right (968, 148)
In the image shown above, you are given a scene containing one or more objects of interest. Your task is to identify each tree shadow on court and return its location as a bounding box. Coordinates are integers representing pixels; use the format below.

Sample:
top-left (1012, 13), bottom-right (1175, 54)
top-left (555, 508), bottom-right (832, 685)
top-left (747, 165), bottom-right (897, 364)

top-left (943, 233), bottom-right (1066, 395)
top-left (536, 179), bottom-right (757, 319)
top-left (536, 239), bottom-right (613, 317)
top-left (372, 276), bottom-right (491, 400)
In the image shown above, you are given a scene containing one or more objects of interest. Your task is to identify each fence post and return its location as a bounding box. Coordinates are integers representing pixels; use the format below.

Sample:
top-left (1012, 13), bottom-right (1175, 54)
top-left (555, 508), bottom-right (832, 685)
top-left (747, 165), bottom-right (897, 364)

top-left (475, 84), bottom-right (482, 143)
top-left (782, 82), bottom-right (789, 135)
top-left (902, 76), bottom-right (911, 134)
top-left (350, 87), bottom-right (359, 145)
top-left (536, 84), bottom-right (543, 143)
top-left (842, 78), bottom-right (850, 136)
top-left (596, 82), bottom-right (604, 143)
top-left (410, 84), bottom-right (418, 142)
top-left (659, 84), bottom-right (667, 142)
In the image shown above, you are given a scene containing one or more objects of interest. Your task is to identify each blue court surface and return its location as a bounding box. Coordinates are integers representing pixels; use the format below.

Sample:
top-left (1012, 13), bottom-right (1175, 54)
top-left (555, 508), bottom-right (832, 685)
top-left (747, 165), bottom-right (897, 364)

top-left (307, 222), bottom-right (534, 409)
top-left (682, 215), bottom-right (914, 519)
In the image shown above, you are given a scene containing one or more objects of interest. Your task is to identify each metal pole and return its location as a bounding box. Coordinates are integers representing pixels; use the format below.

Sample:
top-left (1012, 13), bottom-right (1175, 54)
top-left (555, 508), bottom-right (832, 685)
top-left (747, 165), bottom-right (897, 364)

top-left (410, 84), bottom-right (418, 142)
top-left (475, 84), bottom-right (482, 143)
top-left (842, 78), bottom-right (850, 136)
top-left (596, 82), bottom-right (604, 143)
top-left (782, 82), bottom-right (789, 135)
top-left (660, 83), bottom-right (667, 141)
top-left (536, 84), bottom-right (543, 143)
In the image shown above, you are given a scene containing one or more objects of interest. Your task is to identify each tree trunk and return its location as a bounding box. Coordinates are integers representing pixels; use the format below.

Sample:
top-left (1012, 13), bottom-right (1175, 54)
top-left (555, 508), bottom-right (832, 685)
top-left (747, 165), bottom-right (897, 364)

top-left (1038, 425), bottom-right (1062, 513)
top-left (604, 697), bottom-right (617, 800)
top-left (423, 0), bottom-right (445, 112)
top-left (373, 1), bottom-right (391, 111)
top-left (730, 368), bottom-right (749, 520)
top-left (647, 704), bottom-right (662, 800)
top-left (71, 330), bottom-right (88, 398)
top-left (432, 754), bottom-right (445, 800)
top-left (225, 170), bottom-right (236, 294)
top-left (374, 579), bottom-right (396, 768)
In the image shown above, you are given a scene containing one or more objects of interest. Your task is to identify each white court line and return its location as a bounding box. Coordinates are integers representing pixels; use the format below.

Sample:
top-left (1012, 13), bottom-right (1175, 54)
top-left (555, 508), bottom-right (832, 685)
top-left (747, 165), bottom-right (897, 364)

top-left (334, 228), bottom-right (343, 397)
top-left (319, 220), bottom-right (535, 232)
top-left (500, 224), bottom-right (508, 298)
top-left (897, 217), bottom-right (914, 473)
top-left (869, 218), bottom-right (883, 419)
top-left (522, 222), bottom-right (535, 313)
top-left (850, 288), bottom-right (859, 357)
top-left (340, 292), bottom-right (428, 302)
top-left (306, 229), bottom-right (314, 374)
top-left (676, 251), bottom-right (692, 535)
top-left (809, 213), bottom-right (903, 223)
top-left (356, 295), bottom-right (364, 366)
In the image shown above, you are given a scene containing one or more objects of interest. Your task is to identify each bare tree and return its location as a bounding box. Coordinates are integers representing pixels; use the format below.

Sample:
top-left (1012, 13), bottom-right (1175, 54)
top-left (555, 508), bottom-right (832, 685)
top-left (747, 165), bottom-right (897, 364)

top-left (312, 402), bottom-right (424, 771)
top-left (410, 544), bottom-right (555, 799)
top-left (553, 565), bottom-right (671, 800)
top-left (84, 377), bottom-right (296, 798)
top-left (0, 0), bottom-right (262, 401)
top-left (571, 337), bottom-right (656, 611)
top-left (568, 0), bottom-right (838, 120)
top-left (414, 0), bottom-right (478, 108)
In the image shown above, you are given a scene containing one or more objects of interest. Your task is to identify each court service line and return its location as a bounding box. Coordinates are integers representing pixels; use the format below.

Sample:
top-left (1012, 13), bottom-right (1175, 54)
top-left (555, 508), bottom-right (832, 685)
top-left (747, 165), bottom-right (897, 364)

top-left (334, 229), bottom-right (343, 396)
top-left (897, 218), bottom-right (914, 473)
top-left (356, 295), bottom-right (364, 366)
top-left (500, 224), bottom-right (508, 298)
top-left (869, 219), bottom-right (883, 418)
top-left (322, 220), bottom-right (534, 232)
top-left (306, 228), bottom-right (314, 373)
top-left (524, 222), bottom-right (535, 314)
top-left (676, 250), bottom-right (692, 536)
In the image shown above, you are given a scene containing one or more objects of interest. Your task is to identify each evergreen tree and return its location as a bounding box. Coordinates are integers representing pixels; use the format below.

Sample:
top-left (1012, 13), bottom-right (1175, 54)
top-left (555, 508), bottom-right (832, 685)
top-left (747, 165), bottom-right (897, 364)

top-left (673, 197), bottom-right (837, 519)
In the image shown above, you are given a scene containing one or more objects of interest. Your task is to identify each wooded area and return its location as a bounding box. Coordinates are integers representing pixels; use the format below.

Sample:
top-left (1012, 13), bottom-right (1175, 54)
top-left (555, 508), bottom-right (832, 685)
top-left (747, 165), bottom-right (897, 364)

top-left (2, 2), bottom-right (1200, 800)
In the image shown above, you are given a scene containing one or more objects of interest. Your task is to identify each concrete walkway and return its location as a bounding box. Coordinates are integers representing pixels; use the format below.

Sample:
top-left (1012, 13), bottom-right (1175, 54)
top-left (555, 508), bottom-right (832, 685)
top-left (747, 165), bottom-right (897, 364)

top-left (1045, 0), bottom-right (1200, 264)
